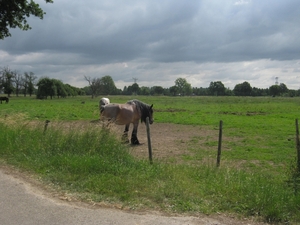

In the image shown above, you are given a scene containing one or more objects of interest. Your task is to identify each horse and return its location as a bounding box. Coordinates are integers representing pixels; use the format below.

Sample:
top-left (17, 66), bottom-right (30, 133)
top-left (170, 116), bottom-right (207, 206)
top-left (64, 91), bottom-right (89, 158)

top-left (99, 97), bottom-right (110, 112)
top-left (100, 99), bottom-right (154, 145)
top-left (0, 97), bottom-right (9, 104)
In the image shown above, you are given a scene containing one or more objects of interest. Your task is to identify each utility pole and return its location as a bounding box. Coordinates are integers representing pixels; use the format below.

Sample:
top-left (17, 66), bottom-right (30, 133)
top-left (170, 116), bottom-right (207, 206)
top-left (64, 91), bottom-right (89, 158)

top-left (132, 77), bottom-right (138, 83)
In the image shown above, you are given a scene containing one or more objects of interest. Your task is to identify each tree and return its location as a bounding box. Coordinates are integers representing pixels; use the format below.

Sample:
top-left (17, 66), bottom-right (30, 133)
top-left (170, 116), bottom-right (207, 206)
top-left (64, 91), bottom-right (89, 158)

top-left (269, 83), bottom-right (289, 97)
top-left (0, 67), bottom-right (15, 97)
top-left (151, 86), bottom-right (164, 95)
top-left (25, 72), bottom-right (37, 96)
top-left (288, 89), bottom-right (297, 97)
top-left (169, 85), bottom-right (178, 96)
top-left (64, 84), bottom-right (80, 96)
top-left (36, 77), bottom-right (56, 99)
top-left (0, 0), bottom-right (53, 39)
top-left (175, 78), bottom-right (192, 96)
top-left (13, 71), bottom-right (23, 97)
top-left (269, 85), bottom-right (281, 96)
top-left (251, 87), bottom-right (268, 96)
top-left (84, 76), bottom-right (101, 98)
top-left (99, 75), bottom-right (117, 95)
top-left (208, 81), bottom-right (226, 96)
top-left (122, 86), bottom-right (128, 95)
top-left (233, 81), bottom-right (252, 96)
top-left (52, 79), bottom-right (67, 98)
top-left (192, 87), bottom-right (209, 96)
top-left (279, 83), bottom-right (289, 94)
top-left (140, 86), bottom-right (150, 95)
top-left (127, 83), bottom-right (140, 95)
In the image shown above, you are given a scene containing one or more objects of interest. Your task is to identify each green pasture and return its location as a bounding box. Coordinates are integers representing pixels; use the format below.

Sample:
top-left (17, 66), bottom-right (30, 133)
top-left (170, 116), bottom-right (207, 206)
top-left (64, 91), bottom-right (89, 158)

top-left (0, 95), bottom-right (300, 223)
top-left (1, 95), bottom-right (298, 165)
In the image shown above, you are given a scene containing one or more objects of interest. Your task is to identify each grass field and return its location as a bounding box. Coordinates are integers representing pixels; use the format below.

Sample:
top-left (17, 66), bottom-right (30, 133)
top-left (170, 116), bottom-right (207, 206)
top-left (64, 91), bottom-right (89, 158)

top-left (0, 95), bottom-right (300, 223)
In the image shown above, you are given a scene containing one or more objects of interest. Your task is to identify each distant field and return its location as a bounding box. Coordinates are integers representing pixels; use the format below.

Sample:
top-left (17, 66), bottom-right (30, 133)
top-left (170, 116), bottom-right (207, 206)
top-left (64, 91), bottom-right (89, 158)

top-left (1, 95), bottom-right (300, 223)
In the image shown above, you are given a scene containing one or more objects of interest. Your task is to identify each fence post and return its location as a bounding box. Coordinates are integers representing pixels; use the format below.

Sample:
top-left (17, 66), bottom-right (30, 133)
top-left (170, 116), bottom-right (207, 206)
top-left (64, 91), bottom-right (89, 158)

top-left (146, 117), bottom-right (153, 164)
top-left (43, 120), bottom-right (50, 134)
top-left (217, 120), bottom-right (223, 167)
top-left (295, 119), bottom-right (300, 172)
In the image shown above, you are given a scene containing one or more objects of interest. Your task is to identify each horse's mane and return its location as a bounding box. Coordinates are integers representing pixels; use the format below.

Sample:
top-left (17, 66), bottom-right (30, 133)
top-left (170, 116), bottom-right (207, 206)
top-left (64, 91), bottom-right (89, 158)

top-left (128, 99), bottom-right (153, 123)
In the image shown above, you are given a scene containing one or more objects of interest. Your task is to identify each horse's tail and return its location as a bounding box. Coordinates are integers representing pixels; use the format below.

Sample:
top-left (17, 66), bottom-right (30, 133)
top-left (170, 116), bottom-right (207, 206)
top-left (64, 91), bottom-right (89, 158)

top-left (99, 97), bottom-right (110, 113)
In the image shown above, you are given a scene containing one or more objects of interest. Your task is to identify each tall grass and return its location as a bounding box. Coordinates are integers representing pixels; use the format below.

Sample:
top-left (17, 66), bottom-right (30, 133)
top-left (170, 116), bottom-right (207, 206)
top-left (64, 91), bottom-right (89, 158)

top-left (0, 116), bottom-right (299, 223)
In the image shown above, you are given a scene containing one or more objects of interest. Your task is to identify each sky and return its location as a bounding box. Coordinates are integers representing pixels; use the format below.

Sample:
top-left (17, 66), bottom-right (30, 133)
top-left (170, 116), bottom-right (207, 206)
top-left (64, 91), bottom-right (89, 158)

top-left (1, 0), bottom-right (300, 90)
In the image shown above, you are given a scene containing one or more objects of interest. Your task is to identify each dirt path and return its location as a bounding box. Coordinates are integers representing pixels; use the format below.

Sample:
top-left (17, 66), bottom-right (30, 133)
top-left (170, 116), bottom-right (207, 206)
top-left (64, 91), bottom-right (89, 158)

top-left (109, 122), bottom-right (218, 162)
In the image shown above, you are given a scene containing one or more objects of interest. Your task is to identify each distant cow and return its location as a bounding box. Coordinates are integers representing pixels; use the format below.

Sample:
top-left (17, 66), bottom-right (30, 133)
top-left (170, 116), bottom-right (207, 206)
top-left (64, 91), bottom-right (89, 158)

top-left (0, 97), bottom-right (9, 104)
top-left (99, 97), bottom-right (110, 113)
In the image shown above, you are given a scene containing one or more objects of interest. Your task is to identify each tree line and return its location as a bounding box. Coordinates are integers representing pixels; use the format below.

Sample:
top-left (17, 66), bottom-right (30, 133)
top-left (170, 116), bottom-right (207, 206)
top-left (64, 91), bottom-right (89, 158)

top-left (1, 67), bottom-right (299, 98)
top-left (0, 67), bottom-right (36, 97)
top-left (83, 75), bottom-right (299, 97)
top-left (0, 67), bottom-right (82, 99)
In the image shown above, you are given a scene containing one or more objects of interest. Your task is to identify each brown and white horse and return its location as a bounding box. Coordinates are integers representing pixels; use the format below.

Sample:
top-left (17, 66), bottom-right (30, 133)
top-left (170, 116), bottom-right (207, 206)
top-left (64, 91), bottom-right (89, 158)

top-left (100, 99), bottom-right (153, 145)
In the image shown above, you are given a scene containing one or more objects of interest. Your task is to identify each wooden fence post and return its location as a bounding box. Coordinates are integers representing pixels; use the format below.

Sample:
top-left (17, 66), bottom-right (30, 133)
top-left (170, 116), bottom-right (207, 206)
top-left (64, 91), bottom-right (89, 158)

top-left (43, 120), bottom-right (50, 134)
top-left (217, 120), bottom-right (223, 167)
top-left (295, 119), bottom-right (300, 172)
top-left (146, 117), bottom-right (153, 164)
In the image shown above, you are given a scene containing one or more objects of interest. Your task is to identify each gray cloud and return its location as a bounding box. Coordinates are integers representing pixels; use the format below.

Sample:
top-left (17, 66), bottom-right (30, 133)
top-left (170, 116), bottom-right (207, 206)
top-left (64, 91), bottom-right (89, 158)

top-left (1, 0), bottom-right (300, 89)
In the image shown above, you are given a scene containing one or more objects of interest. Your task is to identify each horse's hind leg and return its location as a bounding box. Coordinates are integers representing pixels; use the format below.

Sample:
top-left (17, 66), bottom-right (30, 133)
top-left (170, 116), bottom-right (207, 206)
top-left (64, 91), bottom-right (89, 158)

top-left (122, 124), bottom-right (130, 143)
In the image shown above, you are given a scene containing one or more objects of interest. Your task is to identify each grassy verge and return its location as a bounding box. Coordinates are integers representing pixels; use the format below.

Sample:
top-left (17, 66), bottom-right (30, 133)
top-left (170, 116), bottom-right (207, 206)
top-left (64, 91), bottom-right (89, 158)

top-left (0, 116), bottom-right (299, 223)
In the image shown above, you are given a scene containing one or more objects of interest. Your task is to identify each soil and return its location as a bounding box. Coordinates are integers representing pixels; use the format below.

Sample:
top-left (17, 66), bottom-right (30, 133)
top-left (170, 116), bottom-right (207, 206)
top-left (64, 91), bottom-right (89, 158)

top-left (108, 122), bottom-right (218, 162)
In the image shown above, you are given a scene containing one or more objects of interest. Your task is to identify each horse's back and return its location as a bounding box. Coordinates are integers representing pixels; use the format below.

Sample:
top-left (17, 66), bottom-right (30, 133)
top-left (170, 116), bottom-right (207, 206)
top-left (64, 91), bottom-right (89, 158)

top-left (101, 103), bottom-right (136, 125)
top-left (100, 103), bottom-right (121, 120)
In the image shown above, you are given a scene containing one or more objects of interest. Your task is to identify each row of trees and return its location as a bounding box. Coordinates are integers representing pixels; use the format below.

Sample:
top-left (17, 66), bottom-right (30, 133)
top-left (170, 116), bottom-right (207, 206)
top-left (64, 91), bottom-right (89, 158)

top-left (0, 67), bottom-right (36, 97)
top-left (82, 76), bottom-right (194, 97)
top-left (83, 75), bottom-right (298, 97)
top-left (206, 81), bottom-right (294, 97)
top-left (1, 68), bottom-right (298, 98)
top-left (84, 76), bottom-right (300, 97)
top-left (36, 77), bottom-right (84, 99)
top-left (0, 67), bottom-right (82, 99)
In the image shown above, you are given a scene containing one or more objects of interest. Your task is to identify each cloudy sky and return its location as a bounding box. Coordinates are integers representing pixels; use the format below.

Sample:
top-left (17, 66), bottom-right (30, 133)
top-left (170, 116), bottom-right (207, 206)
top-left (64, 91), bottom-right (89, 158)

top-left (1, 0), bottom-right (300, 90)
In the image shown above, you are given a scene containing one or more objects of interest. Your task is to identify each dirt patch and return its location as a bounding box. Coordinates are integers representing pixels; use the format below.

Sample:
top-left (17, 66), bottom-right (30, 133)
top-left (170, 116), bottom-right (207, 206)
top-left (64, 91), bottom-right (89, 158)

top-left (107, 122), bottom-right (218, 162)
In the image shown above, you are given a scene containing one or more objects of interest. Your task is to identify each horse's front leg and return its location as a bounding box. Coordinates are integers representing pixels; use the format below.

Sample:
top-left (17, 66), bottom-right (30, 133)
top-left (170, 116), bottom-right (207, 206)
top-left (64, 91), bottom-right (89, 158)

top-left (131, 123), bottom-right (140, 145)
top-left (122, 124), bottom-right (130, 143)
